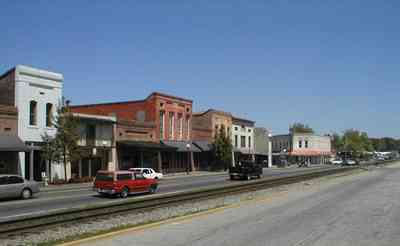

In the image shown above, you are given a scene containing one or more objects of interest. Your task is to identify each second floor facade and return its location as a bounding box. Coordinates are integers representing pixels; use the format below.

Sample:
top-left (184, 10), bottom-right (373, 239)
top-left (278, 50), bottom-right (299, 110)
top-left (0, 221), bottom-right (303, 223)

top-left (272, 133), bottom-right (332, 155)
top-left (192, 109), bottom-right (232, 142)
top-left (232, 117), bottom-right (255, 154)
top-left (70, 92), bottom-right (193, 143)
top-left (0, 65), bottom-right (63, 143)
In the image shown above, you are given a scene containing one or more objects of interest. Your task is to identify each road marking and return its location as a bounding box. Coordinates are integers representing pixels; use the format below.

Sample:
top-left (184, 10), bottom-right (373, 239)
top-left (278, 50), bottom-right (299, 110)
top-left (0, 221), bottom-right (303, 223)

top-left (60, 190), bottom-right (289, 246)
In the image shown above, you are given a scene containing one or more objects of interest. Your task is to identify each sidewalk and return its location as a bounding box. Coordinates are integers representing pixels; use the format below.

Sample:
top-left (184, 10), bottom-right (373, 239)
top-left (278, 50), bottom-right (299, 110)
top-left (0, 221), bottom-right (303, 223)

top-left (41, 170), bottom-right (228, 192)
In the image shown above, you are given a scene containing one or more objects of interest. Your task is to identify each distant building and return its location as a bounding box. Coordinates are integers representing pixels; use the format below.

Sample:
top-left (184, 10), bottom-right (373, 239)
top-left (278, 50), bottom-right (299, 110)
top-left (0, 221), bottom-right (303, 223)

top-left (271, 132), bottom-right (332, 165)
top-left (254, 127), bottom-right (270, 165)
top-left (71, 92), bottom-right (201, 173)
top-left (0, 65), bottom-right (63, 180)
top-left (232, 117), bottom-right (255, 163)
top-left (192, 109), bottom-right (233, 170)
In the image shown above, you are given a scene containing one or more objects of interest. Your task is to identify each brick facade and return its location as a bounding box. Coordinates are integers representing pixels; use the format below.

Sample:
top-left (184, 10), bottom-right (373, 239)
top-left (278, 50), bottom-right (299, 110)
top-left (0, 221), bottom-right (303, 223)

top-left (0, 69), bottom-right (15, 106)
top-left (192, 109), bottom-right (232, 142)
top-left (0, 105), bottom-right (18, 135)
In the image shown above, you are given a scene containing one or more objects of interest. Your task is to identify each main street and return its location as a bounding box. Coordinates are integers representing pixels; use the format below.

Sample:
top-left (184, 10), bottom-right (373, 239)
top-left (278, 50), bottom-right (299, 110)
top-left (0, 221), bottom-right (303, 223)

top-left (0, 165), bottom-right (333, 222)
top-left (77, 162), bottom-right (400, 246)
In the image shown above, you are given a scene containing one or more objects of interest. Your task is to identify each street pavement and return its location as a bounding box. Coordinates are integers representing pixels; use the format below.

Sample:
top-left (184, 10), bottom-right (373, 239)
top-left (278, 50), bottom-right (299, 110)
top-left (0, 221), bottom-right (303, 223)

top-left (77, 162), bottom-right (400, 246)
top-left (0, 166), bottom-right (333, 222)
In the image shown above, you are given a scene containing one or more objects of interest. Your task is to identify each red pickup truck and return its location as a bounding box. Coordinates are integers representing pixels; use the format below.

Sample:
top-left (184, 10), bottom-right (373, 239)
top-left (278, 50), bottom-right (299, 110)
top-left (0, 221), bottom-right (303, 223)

top-left (94, 170), bottom-right (158, 198)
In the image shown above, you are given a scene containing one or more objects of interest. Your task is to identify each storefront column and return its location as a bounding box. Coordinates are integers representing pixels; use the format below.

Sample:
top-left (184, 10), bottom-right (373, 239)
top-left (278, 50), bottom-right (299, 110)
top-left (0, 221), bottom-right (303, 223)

top-left (190, 151), bottom-right (195, 172)
top-left (78, 159), bottom-right (82, 178)
top-left (29, 144), bottom-right (34, 181)
top-left (88, 159), bottom-right (92, 177)
top-left (157, 151), bottom-right (162, 173)
top-left (140, 151), bottom-right (144, 168)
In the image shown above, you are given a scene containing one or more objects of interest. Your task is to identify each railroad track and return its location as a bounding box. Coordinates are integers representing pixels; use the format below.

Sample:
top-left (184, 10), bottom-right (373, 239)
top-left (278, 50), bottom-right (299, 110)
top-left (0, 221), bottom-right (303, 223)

top-left (0, 161), bottom-right (396, 237)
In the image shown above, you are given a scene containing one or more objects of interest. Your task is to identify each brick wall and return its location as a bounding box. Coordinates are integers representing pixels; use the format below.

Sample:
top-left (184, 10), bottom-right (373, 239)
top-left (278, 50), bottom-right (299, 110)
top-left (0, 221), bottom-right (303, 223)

top-left (0, 105), bottom-right (18, 134)
top-left (0, 69), bottom-right (15, 106)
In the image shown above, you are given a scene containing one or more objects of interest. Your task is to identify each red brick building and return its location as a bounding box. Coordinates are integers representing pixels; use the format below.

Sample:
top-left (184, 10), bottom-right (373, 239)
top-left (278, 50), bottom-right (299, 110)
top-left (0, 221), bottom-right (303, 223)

top-left (70, 92), bottom-right (201, 173)
top-left (0, 105), bottom-right (28, 174)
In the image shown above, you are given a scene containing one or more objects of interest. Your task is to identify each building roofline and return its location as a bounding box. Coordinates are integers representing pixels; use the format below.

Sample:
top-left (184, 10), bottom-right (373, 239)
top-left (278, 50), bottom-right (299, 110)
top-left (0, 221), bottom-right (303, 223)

top-left (0, 67), bottom-right (16, 80)
top-left (70, 91), bottom-right (192, 109)
top-left (232, 116), bottom-right (255, 125)
top-left (193, 108), bottom-right (232, 117)
top-left (15, 65), bottom-right (63, 82)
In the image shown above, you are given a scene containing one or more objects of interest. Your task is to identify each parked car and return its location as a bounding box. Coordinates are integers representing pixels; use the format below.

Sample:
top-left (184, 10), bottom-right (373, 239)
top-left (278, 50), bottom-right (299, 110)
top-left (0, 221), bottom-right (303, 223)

top-left (229, 161), bottom-right (263, 180)
top-left (331, 159), bottom-right (343, 165)
top-left (93, 170), bottom-right (158, 198)
top-left (129, 168), bottom-right (163, 179)
top-left (342, 159), bottom-right (357, 166)
top-left (0, 174), bottom-right (40, 200)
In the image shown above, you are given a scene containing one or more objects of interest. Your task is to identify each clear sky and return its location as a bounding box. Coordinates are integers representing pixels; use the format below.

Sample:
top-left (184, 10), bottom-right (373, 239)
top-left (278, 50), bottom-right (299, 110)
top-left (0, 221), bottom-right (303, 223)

top-left (1, 1), bottom-right (399, 137)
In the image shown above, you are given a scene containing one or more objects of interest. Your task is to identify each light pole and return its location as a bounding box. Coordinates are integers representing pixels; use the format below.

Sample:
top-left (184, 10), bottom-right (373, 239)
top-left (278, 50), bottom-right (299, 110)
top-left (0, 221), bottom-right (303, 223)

top-left (268, 132), bottom-right (272, 168)
top-left (186, 143), bottom-right (191, 175)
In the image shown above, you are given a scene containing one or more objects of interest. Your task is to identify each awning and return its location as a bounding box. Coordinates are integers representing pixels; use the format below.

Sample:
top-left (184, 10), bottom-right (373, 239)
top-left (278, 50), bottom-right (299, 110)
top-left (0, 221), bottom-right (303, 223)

top-left (161, 141), bottom-right (202, 152)
top-left (117, 140), bottom-right (177, 150)
top-left (289, 150), bottom-right (332, 156)
top-left (193, 141), bottom-right (213, 152)
top-left (0, 134), bottom-right (29, 152)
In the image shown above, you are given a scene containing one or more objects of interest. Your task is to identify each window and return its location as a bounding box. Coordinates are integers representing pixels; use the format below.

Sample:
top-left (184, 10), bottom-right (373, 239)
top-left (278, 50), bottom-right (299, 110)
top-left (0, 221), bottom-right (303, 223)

top-left (135, 173), bottom-right (146, 180)
top-left (241, 136), bottom-right (246, 148)
top-left (117, 173), bottom-right (132, 180)
top-left (160, 111), bottom-right (165, 140)
top-left (8, 176), bottom-right (24, 184)
top-left (29, 100), bottom-right (37, 126)
top-left (46, 103), bottom-right (53, 127)
top-left (234, 127), bottom-right (238, 131)
top-left (136, 111), bottom-right (146, 122)
top-left (169, 112), bottom-right (174, 139)
top-left (95, 173), bottom-right (114, 182)
top-left (234, 135), bottom-right (238, 147)
top-left (248, 136), bottom-right (251, 148)
top-left (86, 124), bottom-right (96, 146)
top-left (178, 113), bottom-right (183, 140)
top-left (187, 117), bottom-right (190, 140)
top-left (299, 140), bottom-right (302, 148)
top-left (248, 129), bottom-right (251, 133)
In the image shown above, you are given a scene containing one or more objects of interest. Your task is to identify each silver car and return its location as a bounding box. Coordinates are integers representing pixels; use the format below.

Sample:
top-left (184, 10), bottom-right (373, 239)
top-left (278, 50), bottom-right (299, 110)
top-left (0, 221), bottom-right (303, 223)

top-left (0, 174), bottom-right (40, 200)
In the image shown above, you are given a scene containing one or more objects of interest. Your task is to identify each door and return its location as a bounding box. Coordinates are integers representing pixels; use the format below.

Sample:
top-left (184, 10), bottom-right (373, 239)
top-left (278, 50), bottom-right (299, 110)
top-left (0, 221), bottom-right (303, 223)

top-left (0, 176), bottom-right (10, 199)
top-left (133, 173), bottom-right (149, 192)
top-left (7, 176), bottom-right (24, 198)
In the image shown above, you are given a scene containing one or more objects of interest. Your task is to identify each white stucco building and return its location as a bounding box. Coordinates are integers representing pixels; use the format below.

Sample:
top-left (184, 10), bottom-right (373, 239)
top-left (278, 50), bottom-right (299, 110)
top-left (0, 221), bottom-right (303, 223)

top-left (0, 65), bottom-right (63, 180)
top-left (231, 116), bottom-right (255, 163)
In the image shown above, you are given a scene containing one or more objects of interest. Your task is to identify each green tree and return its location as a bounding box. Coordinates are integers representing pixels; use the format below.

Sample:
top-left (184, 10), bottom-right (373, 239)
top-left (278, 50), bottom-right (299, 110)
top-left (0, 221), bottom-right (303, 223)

top-left (211, 126), bottom-right (233, 171)
top-left (41, 100), bottom-right (82, 181)
top-left (332, 133), bottom-right (344, 152)
top-left (289, 123), bottom-right (314, 134)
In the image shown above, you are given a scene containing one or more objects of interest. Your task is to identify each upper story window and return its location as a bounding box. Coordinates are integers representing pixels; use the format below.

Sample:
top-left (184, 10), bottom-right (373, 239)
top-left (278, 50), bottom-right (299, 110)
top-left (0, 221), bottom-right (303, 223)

top-left (248, 136), bottom-right (252, 148)
top-left (241, 136), bottom-right (246, 148)
top-left (169, 112), bottom-right (174, 139)
top-left (46, 103), bottom-right (53, 127)
top-left (305, 140), bottom-right (309, 148)
top-left (159, 111), bottom-right (165, 140)
top-left (29, 100), bottom-right (37, 126)
top-left (178, 113), bottom-right (183, 140)
top-left (298, 140), bottom-right (303, 148)
top-left (234, 135), bottom-right (238, 147)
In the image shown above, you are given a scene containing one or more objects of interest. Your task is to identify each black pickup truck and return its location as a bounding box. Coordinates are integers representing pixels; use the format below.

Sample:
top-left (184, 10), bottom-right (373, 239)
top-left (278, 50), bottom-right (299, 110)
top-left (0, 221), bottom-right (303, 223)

top-left (229, 161), bottom-right (263, 180)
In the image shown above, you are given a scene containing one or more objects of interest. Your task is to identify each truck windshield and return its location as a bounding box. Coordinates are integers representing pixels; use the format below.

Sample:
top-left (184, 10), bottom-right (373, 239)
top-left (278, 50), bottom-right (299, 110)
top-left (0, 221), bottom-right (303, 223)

top-left (95, 173), bottom-right (114, 182)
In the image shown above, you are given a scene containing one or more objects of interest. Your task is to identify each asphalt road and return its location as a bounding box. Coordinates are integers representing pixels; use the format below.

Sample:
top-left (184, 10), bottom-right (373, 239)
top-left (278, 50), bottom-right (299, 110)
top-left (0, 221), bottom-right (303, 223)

top-left (0, 165), bottom-right (335, 222)
top-left (78, 162), bottom-right (400, 246)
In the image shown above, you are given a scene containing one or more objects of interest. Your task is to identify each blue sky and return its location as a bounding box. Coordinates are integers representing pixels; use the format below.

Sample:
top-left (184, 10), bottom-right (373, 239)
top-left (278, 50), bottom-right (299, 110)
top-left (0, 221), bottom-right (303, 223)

top-left (1, 1), bottom-right (399, 137)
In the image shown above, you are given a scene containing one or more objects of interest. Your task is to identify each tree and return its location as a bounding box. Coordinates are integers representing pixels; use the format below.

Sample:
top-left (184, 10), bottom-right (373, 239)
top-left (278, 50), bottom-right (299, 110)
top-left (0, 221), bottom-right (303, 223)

top-left (342, 129), bottom-right (374, 159)
top-left (289, 123), bottom-right (314, 134)
top-left (211, 126), bottom-right (233, 171)
top-left (332, 133), bottom-right (344, 152)
top-left (41, 100), bottom-right (82, 181)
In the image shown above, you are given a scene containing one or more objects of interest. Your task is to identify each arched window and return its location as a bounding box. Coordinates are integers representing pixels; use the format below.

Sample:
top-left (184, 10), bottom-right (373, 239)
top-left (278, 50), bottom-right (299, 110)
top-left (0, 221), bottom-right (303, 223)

top-left (46, 103), bottom-right (53, 127)
top-left (29, 100), bottom-right (37, 126)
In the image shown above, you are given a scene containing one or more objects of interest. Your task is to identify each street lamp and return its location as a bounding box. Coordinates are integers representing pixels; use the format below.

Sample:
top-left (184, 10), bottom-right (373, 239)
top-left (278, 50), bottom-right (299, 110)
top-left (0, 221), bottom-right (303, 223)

top-left (186, 143), bottom-right (191, 175)
top-left (268, 132), bottom-right (272, 168)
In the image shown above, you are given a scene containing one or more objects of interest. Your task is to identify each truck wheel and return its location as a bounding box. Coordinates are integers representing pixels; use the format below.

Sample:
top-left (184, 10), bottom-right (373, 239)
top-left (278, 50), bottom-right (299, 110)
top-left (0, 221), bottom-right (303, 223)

top-left (149, 184), bottom-right (158, 194)
top-left (120, 187), bottom-right (129, 198)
